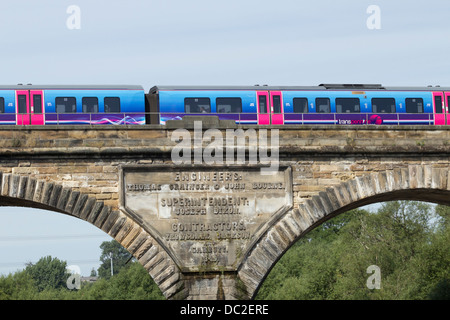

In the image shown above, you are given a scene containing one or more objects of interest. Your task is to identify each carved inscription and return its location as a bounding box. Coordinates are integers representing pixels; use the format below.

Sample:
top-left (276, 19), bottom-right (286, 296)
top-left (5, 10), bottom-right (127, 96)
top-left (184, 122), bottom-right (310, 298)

top-left (121, 166), bottom-right (292, 272)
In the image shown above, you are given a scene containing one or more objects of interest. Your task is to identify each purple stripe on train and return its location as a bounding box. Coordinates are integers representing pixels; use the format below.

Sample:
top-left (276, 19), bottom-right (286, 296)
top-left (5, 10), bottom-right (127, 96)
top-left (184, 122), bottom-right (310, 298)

top-left (274, 113), bottom-right (433, 125)
top-left (160, 113), bottom-right (258, 124)
top-left (160, 113), bottom-right (434, 126)
top-left (0, 114), bottom-right (17, 125)
top-left (44, 114), bottom-right (145, 125)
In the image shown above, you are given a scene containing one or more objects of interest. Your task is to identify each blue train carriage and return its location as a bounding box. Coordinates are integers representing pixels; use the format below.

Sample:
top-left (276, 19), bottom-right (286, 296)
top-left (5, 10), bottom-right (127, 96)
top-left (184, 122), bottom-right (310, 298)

top-left (282, 84), bottom-right (438, 125)
top-left (0, 85), bottom-right (145, 125)
top-left (148, 85), bottom-right (262, 125)
top-left (149, 84), bottom-right (449, 126)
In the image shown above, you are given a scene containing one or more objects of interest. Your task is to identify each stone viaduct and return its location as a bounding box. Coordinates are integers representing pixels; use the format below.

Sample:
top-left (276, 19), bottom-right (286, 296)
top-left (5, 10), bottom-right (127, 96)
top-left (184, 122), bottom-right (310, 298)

top-left (0, 120), bottom-right (449, 300)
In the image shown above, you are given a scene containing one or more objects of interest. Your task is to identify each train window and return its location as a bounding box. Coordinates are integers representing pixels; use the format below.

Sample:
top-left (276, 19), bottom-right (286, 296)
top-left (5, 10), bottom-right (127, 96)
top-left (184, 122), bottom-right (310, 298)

top-left (273, 95), bottom-right (281, 113)
top-left (293, 98), bottom-right (308, 113)
top-left (104, 97), bottom-right (120, 113)
top-left (316, 98), bottom-right (330, 113)
top-left (83, 97), bottom-right (99, 113)
top-left (18, 95), bottom-right (27, 114)
top-left (185, 98), bottom-right (210, 113)
top-left (372, 98), bottom-right (395, 113)
top-left (33, 95), bottom-right (42, 114)
top-left (405, 98), bottom-right (424, 113)
top-left (0, 97), bottom-right (4, 113)
top-left (216, 98), bottom-right (242, 113)
top-left (434, 96), bottom-right (443, 114)
top-left (259, 95), bottom-right (267, 114)
top-left (56, 97), bottom-right (76, 113)
top-left (336, 98), bottom-right (360, 113)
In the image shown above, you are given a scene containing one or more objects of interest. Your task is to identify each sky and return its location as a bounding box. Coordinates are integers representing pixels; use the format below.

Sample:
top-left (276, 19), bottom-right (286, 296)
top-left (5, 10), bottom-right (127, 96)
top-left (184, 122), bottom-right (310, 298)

top-left (1, 0), bottom-right (450, 276)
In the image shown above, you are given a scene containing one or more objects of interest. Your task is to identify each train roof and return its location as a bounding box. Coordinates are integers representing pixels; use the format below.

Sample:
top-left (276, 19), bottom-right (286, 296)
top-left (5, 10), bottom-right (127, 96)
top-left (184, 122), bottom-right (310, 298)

top-left (0, 84), bottom-right (144, 90)
top-left (150, 84), bottom-right (450, 93)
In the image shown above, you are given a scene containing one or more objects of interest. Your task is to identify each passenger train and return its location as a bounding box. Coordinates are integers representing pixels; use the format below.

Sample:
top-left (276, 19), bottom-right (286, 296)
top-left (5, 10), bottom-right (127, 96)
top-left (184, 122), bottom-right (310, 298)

top-left (1, 83), bottom-right (449, 126)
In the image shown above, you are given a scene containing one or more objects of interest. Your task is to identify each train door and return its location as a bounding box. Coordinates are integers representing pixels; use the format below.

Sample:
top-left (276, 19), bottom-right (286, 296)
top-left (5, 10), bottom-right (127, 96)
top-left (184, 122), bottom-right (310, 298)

top-left (257, 91), bottom-right (270, 125)
top-left (433, 92), bottom-right (445, 125)
top-left (271, 91), bottom-right (284, 125)
top-left (15, 90), bottom-right (45, 125)
top-left (256, 91), bottom-right (284, 125)
top-left (445, 92), bottom-right (450, 125)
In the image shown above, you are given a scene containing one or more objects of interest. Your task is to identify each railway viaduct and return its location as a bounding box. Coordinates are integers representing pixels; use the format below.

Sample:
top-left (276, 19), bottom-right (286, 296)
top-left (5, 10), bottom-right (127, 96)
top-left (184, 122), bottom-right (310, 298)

top-left (0, 118), bottom-right (449, 300)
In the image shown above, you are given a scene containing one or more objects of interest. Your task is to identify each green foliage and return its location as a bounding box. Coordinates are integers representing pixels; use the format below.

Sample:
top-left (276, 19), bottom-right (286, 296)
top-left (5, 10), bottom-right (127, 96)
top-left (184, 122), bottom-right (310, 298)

top-left (257, 201), bottom-right (449, 300)
top-left (93, 262), bottom-right (165, 300)
top-left (97, 240), bottom-right (132, 279)
top-left (0, 240), bottom-right (165, 300)
top-left (0, 261), bottom-right (165, 300)
top-left (428, 279), bottom-right (450, 300)
top-left (73, 262), bottom-right (165, 300)
top-left (0, 271), bottom-right (37, 300)
top-left (0, 202), bottom-right (447, 300)
top-left (25, 256), bottom-right (70, 292)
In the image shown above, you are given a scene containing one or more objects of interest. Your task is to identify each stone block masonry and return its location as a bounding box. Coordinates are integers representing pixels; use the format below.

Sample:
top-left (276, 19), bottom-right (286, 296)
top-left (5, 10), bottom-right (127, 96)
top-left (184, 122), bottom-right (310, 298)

top-left (0, 124), bottom-right (449, 299)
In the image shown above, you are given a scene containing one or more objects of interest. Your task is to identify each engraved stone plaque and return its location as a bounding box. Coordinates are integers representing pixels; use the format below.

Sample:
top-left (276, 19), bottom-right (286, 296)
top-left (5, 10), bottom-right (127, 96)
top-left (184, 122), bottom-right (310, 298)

top-left (120, 166), bottom-right (292, 272)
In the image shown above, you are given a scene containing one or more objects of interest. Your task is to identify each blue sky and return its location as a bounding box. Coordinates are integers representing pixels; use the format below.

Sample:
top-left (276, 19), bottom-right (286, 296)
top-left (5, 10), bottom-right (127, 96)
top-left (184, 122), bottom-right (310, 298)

top-left (2, 0), bottom-right (450, 89)
top-left (1, 0), bottom-right (450, 276)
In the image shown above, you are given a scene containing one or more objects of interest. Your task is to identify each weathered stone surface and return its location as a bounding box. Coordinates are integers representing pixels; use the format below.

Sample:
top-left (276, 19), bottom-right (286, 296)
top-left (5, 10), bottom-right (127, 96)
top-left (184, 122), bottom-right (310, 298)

top-left (120, 165), bottom-right (293, 273)
top-left (0, 125), bottom-right (450, 300)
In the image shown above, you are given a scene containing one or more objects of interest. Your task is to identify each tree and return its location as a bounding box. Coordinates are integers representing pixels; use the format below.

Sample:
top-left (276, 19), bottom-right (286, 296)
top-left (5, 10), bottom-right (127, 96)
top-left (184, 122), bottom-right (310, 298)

top-left (428, 279), bottom-right (450, 300)
top-left (90, 268), bottom-right (97, 277)
top-left (435, 204), bottom-right (450, 232)
top-left (102, 262), bottom-right (164, 300)
top-left (97, 240), bottom-right (132, 279)
top-left (257, 209), bottom-right (361, 299)
top-left (332, 201), bottom-right (437, 299)
top-left (257, 201), bottom-right (449, 300)
top-left (1, 201), bottom-right (446, 300)
top-left (411, 204), bottom-right (450, 299)
top-left (0, 271), bottom-right (36, 299)
top-left (25, 256), bottom-right (70, 292)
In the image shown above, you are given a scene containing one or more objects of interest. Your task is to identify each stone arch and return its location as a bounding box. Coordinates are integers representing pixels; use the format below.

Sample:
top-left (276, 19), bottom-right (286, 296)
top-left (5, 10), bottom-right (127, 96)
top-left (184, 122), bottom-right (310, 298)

top-left (238, 164), bottom-right (450, 299)
top-left (0, 172), bottom-right (184, 300)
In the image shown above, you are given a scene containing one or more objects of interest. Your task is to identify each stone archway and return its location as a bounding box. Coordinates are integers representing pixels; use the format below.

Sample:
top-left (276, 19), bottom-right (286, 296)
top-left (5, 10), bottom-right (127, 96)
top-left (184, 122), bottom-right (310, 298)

top-left (3, 165), bottom-right (449, 300)
top-left (1, 125), bottom-right (449, 300)
top-left (0, 171), bottom-right (185, 300)
top-left (239, 165), bottom-right (450, 299)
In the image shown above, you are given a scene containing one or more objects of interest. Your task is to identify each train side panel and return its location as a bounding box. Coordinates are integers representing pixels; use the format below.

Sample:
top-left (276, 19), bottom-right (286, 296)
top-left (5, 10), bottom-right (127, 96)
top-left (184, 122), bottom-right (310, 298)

top-left (43, 88), bottom-right (145, 125)
top-left (157, 90), bottom-right (258, 124)
top-left (1, 85), bottom-right (445, 126)
top-left (156, 88), bottom-right (438, 126)
top-left (282, 90), bottom-right (435, 125)
top-left (0, 89), bottom-right (18, 125)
